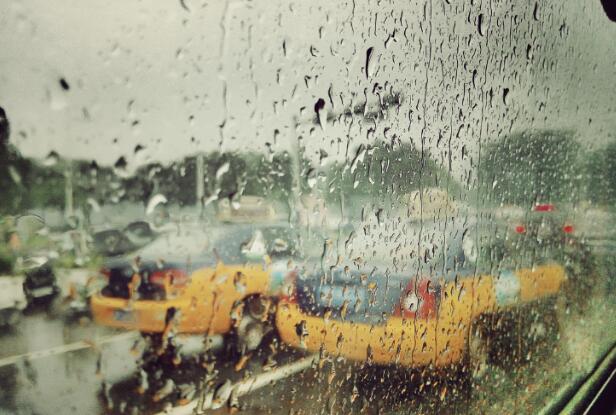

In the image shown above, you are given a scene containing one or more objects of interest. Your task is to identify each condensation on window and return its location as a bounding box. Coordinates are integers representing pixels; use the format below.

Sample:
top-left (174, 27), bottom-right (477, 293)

top-left (0, 1), bottom-right (614, 414)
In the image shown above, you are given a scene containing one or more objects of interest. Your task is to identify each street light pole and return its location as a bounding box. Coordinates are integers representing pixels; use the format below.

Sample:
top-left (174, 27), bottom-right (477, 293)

top-left (196, 153), bottom-right (205, 216)
top-left (64, 162), bottom-right (74, 219)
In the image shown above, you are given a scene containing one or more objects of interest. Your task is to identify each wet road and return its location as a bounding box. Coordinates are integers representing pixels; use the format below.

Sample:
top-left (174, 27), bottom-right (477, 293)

top-left (0, 303), bottom-right (136, 415)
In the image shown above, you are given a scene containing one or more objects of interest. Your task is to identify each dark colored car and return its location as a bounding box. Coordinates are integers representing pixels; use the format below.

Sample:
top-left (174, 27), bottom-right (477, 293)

top-left (91, 221), bottom-right (157, 258)
top-left (21, 257), bottom-right (60, 304)
top-left (491, 203), bottom-right (575, 260)
top-left (91, 224), bottom-right (303, 349)
top-left (491, 203), bottom-right (596, 312)
top-left (97, 224), bottom-right (303, 301)
top-left (91, 229), bottom-right (136, 257)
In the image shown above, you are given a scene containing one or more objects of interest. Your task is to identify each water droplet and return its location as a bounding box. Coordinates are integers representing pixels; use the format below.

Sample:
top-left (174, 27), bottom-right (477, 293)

top-left (533, 2), bottom-right (540, 20)
top-left (146, 194), bottom-right (168, 215)
top-left (179, 0), bottom-right (190, 12)
top-left (59, 78), bottom-right (70, 91)
top-left (306, 168), bottom-right (317, 189)
top-left (216, 162), bottom-right (230, 180)
top-left (43, 151), bottom-right (60, 167)
top-left (314, 98), bottom-right (326, 129)
top-left (559, 22), bottom-right (567, 38)
top-left (365, 47), bottom-right (374, 78)
top-left (113, 156), bottom-right (130, 178)
top-left (350, 145), bottom-right (366, 174)
top-left (384, 30), bottom-right (396, 49)
top-left (477, 14), bottom-right (485, 36)
top-left (319, 149), bottom-right (328, 166)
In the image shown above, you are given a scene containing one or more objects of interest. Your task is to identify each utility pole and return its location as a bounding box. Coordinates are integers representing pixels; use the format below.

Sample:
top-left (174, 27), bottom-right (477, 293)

top-left (288, 126), bottom-right (304, 226)
top-left (196, 153), bottom-right (205, 216)
top-left (64, 162), bottom-right (74, 219)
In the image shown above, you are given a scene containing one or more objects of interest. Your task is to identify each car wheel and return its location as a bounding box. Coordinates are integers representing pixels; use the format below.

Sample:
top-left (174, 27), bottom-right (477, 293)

top-left (562, 238), bottom-right (600, 314)
top-left (45, 294), bottom-right (63, 318)
top-left (451, 322), bottom-right (490, 402)
top-left (468, 325), bottom-right (489, 380)
top-left (554, 292), bottom-right (599, 372)
top-left (139, 333), bottom-right (182, 375)
top-left (23, 286), bottom-right (33, 306)
top-left (6, 309), bottom-right (21, 326)
top-left (237, 317), bottom-right (266, 353)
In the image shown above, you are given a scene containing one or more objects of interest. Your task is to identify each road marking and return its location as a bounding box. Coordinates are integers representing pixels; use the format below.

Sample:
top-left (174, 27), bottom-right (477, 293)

top-left (0, 331), bottom-right (137, 368)
top-left (158, 354), bottom-right (319, 415)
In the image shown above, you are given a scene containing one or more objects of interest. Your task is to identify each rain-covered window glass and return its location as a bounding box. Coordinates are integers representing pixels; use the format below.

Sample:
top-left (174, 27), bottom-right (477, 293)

top-left (0, 1), bottom-right (614, 414)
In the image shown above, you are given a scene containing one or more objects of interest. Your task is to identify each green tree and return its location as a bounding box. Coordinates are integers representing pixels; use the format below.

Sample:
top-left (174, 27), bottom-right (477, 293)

top-left (479, 130), bottom-right (582, 206)
top-left (0, 106), bottom-right (34, 214)
top-left (584, 140), bottom-right (616, 206)
top-left (325, 142), bottom-right (461, 202)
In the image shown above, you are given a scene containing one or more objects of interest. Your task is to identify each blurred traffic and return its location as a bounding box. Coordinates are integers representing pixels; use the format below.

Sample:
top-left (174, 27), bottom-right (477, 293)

top-left (0, 188), bottom-right (614, 414)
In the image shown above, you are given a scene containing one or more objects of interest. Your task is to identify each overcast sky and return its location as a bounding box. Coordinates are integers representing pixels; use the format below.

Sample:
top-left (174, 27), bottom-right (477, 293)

top-left (0, 0), bottom-right (614, 182)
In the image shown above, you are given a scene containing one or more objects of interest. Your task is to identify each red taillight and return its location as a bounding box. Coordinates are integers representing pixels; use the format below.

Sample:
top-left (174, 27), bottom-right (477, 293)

top-left (280, 292), bottom-right (297, 304)
top-left (515, 225), bottom-right (526, 234)
top-left (534, 204), bottom-right (555, 212)
top-left (280, 271), bottom-right (298, 303)
top-left (149, 268), bottom-right (188, 287)
top-left (563, 224), bottom-right (574, 234)
top-left (394, 279), bottom-right (438, 319)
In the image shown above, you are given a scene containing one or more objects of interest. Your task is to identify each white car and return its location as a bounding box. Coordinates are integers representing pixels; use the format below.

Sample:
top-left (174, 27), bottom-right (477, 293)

top-left (403, 187), bottom-right (460, 220)
top-left (0, 275), bottom-right (27, 326)
top-left (216, 196), bottom-right (277, 223)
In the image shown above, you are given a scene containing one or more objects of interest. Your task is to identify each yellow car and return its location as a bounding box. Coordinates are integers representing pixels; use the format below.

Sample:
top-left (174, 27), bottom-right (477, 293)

top-left (277, 264), bottom-right (565, 368)
top-left (91, 225), bottom-right (299, 352)
top-left (276, 216), bottom-right (568, 371)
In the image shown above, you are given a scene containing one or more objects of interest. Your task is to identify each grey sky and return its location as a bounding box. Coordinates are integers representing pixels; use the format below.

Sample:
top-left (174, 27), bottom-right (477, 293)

top-left (0, 0), bottom-right (614, 182)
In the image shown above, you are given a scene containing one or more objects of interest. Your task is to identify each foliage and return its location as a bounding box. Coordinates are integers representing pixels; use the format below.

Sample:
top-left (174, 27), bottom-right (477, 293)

top-left (0, 244), bottom-right (14, 274)
top-left (583, 140), bottom-right (616, 207)
top-left (126, 151), bottom-right (295, 206)
top-left (479, 130), bottom-right (582, 206)
top-left (324, 142), bottom-right (462, 202)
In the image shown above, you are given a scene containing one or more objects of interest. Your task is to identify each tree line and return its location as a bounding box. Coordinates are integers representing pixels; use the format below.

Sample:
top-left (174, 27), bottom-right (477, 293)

top-left (1, 104), bottom-right (614, 215)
